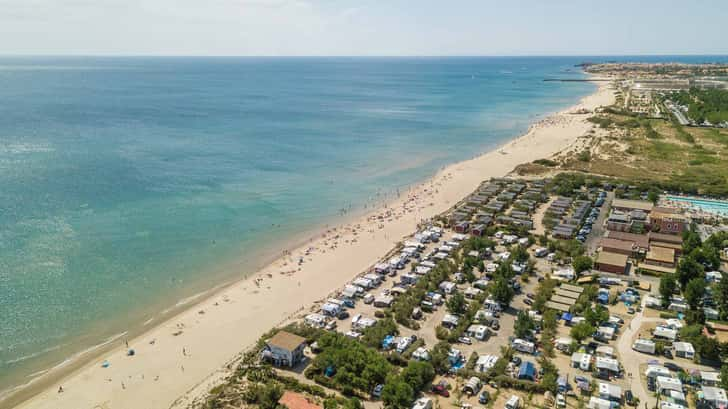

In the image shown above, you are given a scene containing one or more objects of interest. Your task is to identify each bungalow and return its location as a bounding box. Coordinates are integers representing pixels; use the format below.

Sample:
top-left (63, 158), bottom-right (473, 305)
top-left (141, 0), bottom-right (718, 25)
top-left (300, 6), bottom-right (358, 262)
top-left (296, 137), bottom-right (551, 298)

top-left (412, 398), bottom-right (433, 409)
top-left (571, 352), bottom-right (592, 371)
top-left (595, 356), bottom-right (620, 377)
top-left (656, 376), bottom-right (683, 395)
top-left (588, 397), bottom-right (613, 409)
top-left (674, 342), bottom-right (695, 359)
top-left (304, 313), bottom-right (327, 328)
top-left (700, 371), bottom-right (721, 387)
top-left (645, 365), bottom-right (671, 380)
top-left (606, 231), bottom-right (650, 252)
top-left (463, 287), bottom-right (482, 299)
top-left (555, 337), bottom-right (573, 352)
top-left (321, 302), bottom-right (342, 317)
top-left (700, 386), bottom-right (728, 408)
top-left (412, 347), bottom-right (430, 362)
top-left (442, 314), bottom-right (460, 329)
top-left (668, 301), bottom-right (688, 313)
top-left (596, 346), bottom-right (615, 359)
top-left (475, 354), bottom-right (499, 372)
top-left (653, 326), bottom-right (678, 342)
top-left (704, 307), bottom-right (720, 320)
top-left (454, 221), bottom-right (470, 233)
top-left (512, 338), bottom-right (535, 354)
top-left (373, 295), bottom-right (394, 308)
top-left (262, 331), bottom-right (306, 367)
top-left (352, 277), bottom-right (373, 289)
top-left (595, 326), bottom-right (616, 342)
top-left (595, 251), bottom-right (629, 274)
top-left (466, 324), bottom-right (489, 341)
top-left (439, 281), bottom-right (456, 294)
top-left (471, 224), bottom-right (487, 236)
top-left (598, 382), bottom-right (622, 403)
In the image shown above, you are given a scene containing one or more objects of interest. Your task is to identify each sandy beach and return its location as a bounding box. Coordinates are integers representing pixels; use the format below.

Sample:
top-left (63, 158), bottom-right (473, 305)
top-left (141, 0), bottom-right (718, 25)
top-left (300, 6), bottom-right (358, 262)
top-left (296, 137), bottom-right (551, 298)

top-left (5, 80), bottom-right (614, 409)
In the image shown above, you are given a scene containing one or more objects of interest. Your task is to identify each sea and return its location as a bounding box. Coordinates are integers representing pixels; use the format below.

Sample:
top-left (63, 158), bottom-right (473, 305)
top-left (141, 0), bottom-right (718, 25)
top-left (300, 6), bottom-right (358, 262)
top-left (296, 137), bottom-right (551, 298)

top-left (0, 55), bottom-right (724, 396)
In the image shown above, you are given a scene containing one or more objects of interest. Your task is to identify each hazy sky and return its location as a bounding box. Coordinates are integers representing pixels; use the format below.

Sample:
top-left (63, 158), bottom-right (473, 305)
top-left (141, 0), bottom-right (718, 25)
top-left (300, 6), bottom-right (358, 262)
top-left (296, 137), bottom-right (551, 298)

top-left (1, 0), bottom-right (726, 56)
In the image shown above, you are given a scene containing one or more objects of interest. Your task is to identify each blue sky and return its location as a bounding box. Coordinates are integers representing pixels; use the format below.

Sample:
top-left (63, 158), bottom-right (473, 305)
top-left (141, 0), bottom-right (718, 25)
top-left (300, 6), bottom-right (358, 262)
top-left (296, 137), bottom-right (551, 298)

top-left (1, 0), bottom-right (726, 56)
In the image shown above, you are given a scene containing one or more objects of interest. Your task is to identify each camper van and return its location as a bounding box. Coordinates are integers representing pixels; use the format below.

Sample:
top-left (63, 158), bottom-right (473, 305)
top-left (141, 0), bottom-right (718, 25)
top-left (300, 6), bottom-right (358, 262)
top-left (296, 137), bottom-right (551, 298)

top-left (505, 395), bottom-right (521, 409)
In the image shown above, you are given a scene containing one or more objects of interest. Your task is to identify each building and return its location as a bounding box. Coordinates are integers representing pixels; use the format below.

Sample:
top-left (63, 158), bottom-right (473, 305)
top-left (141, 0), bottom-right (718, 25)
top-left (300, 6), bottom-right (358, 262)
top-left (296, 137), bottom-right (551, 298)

top-left (650, 207), bottom-right (688, 234)
top-left (599, 237), bottom-right (639, 257)
top-left (606, 231), bottom-right (650, 252)
top-left (263, 331), bottom-right (307, 367)
top-left (595, 251), bottom-right (629, 274)
top-left (645, 246), bottom-right (676, 268)
top-left (612, 199), bottom-right (654, 213)
top-left (278, 391), bottom-right (323, 409)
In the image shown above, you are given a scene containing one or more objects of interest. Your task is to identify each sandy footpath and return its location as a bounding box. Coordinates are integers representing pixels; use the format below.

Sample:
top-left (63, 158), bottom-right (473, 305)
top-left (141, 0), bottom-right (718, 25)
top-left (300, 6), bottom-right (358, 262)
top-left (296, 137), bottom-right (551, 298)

top-left (8, 81), bottom-right (614, 409)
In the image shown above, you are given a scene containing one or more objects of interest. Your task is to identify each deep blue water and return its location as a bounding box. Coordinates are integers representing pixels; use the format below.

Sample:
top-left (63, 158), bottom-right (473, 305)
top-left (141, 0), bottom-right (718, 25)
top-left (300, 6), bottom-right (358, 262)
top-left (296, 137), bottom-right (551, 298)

top-left (0, 55), bottom-right (722, 391)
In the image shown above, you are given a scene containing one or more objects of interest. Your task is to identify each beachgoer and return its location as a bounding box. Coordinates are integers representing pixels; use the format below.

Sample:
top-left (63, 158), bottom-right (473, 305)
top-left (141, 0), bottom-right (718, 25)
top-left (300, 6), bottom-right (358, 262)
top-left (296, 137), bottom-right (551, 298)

top-left (58, 386), bottom-right (64, 393)
top-left (182, 347), bottom-right (186, 356)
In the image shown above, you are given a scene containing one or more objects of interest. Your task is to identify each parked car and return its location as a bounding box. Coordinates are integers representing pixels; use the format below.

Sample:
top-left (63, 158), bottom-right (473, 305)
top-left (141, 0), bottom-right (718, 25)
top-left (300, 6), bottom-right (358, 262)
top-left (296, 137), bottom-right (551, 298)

top-left (523, 298), bottom-right (533, 306)
top-left (663, 349), bottom-right (673, 359)
top-left (458, 336), bottom-right (473, 345)
top-left (556, 394), bottom-right (566, 408)
top-left (624, 390), bottom-right (635, 406)
top-left (337, 310), bottom-right (350, 320)
top-left (526, 293), bottom-right (535, 299)
top-left (664, 362), bottom-right (682, 372)
top-left (478, 391), bottom-right (490, 404)
top-left (511, 356), bottom-right (522, 366)
top-left (431, 384), bottom-right (450, 397)
top-left (627, 307), bottom-right (635, 314)
top-left (372, 384), bottom-right (384, 398)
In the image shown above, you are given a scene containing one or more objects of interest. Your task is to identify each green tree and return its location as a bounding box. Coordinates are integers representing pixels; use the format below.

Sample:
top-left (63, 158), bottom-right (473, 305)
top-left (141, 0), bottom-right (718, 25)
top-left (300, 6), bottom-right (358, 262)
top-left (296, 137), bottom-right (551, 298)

top-left (381, 377), bottom-right (414, 409)
top-left (257, 382), bottom-right (283, 409)
top-left (684, 278), bottom-right (707, 310)
top-left (721, 365), bottom-right (728, 390)
top-left (584, 304), bottom-right (609, 327)
top-left (570, 322), bottom-right (595, 344)
top-left (514, 311), bottom-right (535, 339)
top-left (429, 341), bottom-right (451, 374)
top-left (676, 256), bottom-right (704, 288)
top-left (447, 291), bottom-right (467, 314)
top-left (659, 274), bottom-right (678, 308)
top-left (477, 260), bottom-right (485, 273)
top-left (490, 276), bottom-right (515, 306)
top-left (572, 255), bottom-right (594, 274)
top-left (400, 361), bottom-right (435, 392)
top-left (716, 272), bottom-right (728, 320)
top-left (682, 229), bottom-right (702, 254)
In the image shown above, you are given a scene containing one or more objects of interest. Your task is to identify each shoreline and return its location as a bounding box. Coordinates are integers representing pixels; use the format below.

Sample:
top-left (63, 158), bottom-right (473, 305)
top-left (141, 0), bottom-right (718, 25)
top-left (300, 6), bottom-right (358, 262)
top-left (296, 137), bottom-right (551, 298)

top-left (4, 78), bottom-right (615, 409)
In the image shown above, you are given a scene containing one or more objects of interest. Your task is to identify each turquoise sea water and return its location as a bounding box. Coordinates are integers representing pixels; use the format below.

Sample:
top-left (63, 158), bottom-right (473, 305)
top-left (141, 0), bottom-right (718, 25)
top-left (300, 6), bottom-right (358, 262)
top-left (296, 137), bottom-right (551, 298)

top-left (0, 55), bottom-right (722, 393)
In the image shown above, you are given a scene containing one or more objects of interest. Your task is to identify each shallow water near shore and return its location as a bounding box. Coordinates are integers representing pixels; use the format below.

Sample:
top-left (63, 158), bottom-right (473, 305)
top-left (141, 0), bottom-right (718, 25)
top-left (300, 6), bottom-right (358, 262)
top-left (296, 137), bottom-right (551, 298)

top-left (0, 55), bottom-right (709, 394)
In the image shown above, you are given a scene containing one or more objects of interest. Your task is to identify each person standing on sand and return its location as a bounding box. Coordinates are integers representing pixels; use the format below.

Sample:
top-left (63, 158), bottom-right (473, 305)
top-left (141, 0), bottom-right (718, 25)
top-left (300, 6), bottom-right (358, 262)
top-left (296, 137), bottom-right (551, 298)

top-left (58, 386), bottom-right (63, 393)
top-left (182, 347), bottom-right (186, 356)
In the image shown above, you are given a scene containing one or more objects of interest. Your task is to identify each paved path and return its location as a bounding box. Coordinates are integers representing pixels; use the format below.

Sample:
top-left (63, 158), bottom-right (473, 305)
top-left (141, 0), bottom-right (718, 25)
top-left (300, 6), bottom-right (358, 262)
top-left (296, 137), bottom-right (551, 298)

top-left (615, 298), bottom-right (656, 408)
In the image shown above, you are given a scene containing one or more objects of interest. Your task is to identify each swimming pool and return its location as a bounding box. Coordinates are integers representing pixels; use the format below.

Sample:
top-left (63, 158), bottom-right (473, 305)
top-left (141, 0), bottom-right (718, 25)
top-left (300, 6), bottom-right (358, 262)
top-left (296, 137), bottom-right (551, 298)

top-left (666, 195), bottom-right (728, 216)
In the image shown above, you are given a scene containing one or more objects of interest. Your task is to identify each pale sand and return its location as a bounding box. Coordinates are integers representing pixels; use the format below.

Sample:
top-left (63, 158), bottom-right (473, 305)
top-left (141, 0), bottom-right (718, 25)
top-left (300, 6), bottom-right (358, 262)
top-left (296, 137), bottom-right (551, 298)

top-left (8, 81), bottom-right (614, 409)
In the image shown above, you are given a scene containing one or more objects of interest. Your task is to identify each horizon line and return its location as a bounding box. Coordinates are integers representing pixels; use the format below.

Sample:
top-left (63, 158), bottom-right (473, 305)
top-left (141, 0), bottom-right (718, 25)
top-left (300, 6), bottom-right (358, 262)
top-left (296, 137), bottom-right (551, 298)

top-left (0, 53), bottom-right (727, 59)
